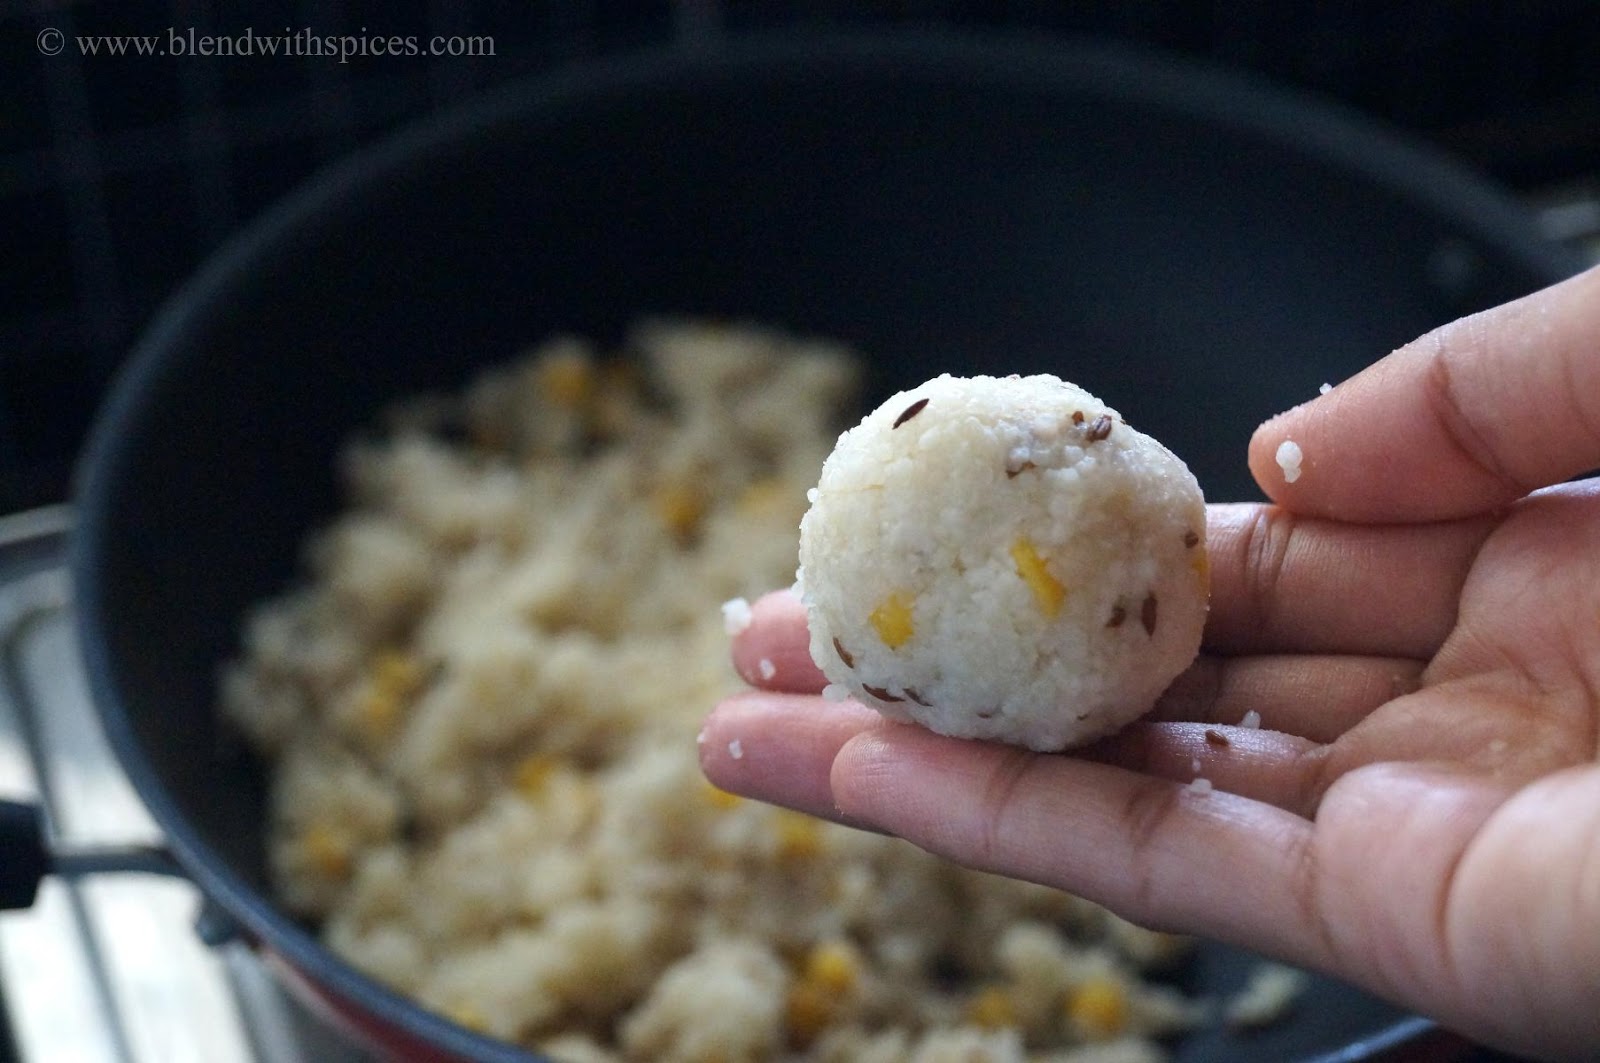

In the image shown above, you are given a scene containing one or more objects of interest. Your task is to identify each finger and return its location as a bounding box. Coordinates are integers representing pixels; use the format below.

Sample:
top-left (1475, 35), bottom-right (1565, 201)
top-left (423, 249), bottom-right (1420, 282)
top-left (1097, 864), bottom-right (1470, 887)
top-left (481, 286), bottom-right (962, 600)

top-left (698, 692), bottom-right (879, 823)
top-left (1202, 503), bottom-right (1495, 657)
top-left (731, 591), bottom-right (826, 692)
top-left (737, 500), bottom-right (1493, 669)
top-left (1079, 722), bottom-right (1323, 815)
top-left (706, 678), bottom-right (1330, 814)
top-left (1152, 653), bottom-right (1423, 743)
top-left (1250, 264), bottom-right (1600, 522)
top-left (829, 726), bottom-right (1334, 968)
top-left (736, 496), bottom-right (1484, 672)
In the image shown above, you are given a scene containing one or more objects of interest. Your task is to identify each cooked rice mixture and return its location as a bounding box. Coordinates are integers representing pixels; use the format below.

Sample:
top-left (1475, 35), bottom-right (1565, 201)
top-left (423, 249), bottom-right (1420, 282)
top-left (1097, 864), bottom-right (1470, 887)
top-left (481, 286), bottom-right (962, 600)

top-left (222, 324), bottom-right (1213, 1063)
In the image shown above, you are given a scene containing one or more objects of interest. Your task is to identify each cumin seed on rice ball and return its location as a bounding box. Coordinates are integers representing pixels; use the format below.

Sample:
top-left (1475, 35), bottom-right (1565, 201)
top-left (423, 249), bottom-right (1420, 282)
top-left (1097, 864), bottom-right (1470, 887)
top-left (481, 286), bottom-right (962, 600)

top-left (798, 373), bottom-right (1209, 751)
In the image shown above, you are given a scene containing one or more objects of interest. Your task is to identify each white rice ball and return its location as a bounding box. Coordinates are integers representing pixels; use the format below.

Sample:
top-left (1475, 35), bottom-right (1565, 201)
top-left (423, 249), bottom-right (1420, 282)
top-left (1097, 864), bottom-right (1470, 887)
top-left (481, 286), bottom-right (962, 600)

top-left (798, 374), bottom-right (1208, 751)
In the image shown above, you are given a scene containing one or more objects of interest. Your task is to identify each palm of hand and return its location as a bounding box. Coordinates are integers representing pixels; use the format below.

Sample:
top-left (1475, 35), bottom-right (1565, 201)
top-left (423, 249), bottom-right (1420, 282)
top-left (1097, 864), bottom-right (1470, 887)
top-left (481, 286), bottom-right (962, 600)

top-left (1296, 484), bottom-right (1600, 1051)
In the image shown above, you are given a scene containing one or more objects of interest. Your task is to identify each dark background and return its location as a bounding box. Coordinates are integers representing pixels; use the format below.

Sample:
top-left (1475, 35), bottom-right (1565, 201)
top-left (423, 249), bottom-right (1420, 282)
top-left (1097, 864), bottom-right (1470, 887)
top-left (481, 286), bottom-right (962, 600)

top-left (2, 1), bottom-right (1598, 515)
top-left (3, 7), bottom-right (1592, 1062)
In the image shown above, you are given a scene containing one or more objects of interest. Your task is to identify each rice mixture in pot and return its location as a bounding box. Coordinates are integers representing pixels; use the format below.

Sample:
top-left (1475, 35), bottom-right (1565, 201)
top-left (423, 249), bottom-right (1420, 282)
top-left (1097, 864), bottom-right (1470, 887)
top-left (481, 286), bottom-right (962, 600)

top-left (222, 324), bottom-right (1214, 1063)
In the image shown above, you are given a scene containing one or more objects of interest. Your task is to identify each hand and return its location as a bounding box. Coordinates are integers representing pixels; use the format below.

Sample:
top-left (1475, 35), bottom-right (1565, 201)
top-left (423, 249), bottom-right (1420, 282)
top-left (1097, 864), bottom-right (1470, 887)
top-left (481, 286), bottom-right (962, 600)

top-left (700, 265), bottom-right (1600, 1061)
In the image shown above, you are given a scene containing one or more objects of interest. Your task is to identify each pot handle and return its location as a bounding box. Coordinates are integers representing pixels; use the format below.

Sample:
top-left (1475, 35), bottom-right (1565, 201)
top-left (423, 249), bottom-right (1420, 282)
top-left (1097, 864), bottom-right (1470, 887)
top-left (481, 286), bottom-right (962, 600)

top-left (1, 797), bottom-right (184, 910)
top-left (0, 799), bottom-right (49, 909)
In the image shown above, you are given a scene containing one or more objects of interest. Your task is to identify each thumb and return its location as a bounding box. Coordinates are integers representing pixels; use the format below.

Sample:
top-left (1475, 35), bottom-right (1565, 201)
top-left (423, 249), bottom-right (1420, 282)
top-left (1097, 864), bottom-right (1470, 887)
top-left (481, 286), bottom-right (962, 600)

top-left (1249, 264), bottom-right (1600, 523)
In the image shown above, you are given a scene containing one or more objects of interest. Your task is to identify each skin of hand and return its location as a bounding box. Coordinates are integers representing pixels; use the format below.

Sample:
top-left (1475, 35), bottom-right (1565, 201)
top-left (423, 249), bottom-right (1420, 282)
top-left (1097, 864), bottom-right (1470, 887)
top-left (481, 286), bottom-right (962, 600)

top-left (700, 264), bottom-right (1600, 1062)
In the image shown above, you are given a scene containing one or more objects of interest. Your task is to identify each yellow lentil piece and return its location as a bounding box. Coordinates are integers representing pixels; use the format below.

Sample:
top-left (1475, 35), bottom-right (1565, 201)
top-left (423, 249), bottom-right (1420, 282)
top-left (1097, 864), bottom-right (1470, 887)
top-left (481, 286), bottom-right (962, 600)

top-left (702, 780), bottom-right (743, 810)
top-left (967, 986), bottom-right (1017, 1030)
top-left (784, 982), bottom-right (835, 1046)
top-left (359, 651), bottom-right (424, 738)
top-left (302, 824), bottom-right (351, 878)
top-left (653, 483), bottom-right (707, 541)
top-left (586, 361), bottom-right (641, 439)
top-left (803, 941), bottom-right (859, 995)
top-left (1010, 538), bottom-right (1066, 617)
top-left (775, 810), bottom-right (823, 861)
top-left (358, 688), bottom-right (402, 738)
top-left (444, 1001), bottom-right (492, 1034)
top-left (1066, 976), bottom-right (1129, 1040)
top-left (512, 754), bottom-right (561, 798)
top-left (372, 651), bottom-right (423, 694)
top-left (735, 478), bottom-right (790, 517)
top-left (868, 591), bottom-right (915, 649)
top-left (535, 351), bottom-right (595, 409)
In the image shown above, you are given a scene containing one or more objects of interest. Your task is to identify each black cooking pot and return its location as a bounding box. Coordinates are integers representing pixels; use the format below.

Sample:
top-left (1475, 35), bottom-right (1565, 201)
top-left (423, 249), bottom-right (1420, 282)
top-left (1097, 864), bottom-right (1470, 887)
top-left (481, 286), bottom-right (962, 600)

top-left (43, 32), bottom-right (1583, 1062)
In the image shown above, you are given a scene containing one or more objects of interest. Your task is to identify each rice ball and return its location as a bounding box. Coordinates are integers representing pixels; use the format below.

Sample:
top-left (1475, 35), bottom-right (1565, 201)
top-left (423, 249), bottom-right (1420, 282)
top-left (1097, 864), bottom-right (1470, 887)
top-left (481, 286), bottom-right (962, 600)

top-left (798, 374), bottom-right (1208, 751)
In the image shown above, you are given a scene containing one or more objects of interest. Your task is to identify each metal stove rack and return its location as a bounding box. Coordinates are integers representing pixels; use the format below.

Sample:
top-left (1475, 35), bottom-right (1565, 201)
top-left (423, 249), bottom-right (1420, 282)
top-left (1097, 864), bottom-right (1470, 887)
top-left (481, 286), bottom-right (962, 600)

top-left (0, 507), bottom-right (367, 1063)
